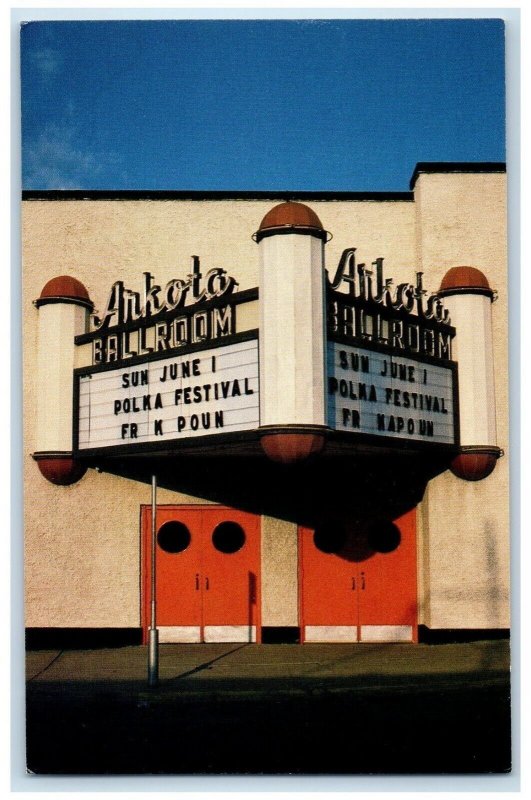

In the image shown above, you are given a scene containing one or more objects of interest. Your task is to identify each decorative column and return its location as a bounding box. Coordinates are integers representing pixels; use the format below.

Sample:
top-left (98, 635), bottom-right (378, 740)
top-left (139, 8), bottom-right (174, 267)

top-left (438, 266), bottom-right (502, 480)
top-left (254, 201), bottom-right (329, 463)
top-left (33, 276), bottom-right (93, 484)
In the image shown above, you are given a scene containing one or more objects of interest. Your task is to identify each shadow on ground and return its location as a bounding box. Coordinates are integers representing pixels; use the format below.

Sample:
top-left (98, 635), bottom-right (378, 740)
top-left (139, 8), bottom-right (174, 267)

top-left (26, 668), bottom-right (511, 775)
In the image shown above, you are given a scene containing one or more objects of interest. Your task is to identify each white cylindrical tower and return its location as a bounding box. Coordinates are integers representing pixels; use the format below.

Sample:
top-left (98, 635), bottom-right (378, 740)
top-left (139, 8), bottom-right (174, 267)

top-left (254, 201), bottom-right (329, 463)
top-left (33, 276), bottom-right (93, 484)
top-left (438, 266), bottom-right (501, 480)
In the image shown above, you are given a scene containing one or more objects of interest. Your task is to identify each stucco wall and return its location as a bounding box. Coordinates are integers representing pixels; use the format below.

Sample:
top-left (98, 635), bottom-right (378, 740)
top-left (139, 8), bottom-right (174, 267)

top-left (413, 172), bottom-right (509, 628)
top-left (261, 516), bottom-right (298, 626)
top-left (24, 468), bottom-right (214, 628)
top-left (22, 185), bottom-right (509, 631)
top-left (23, 196), bottom-right (416, 629)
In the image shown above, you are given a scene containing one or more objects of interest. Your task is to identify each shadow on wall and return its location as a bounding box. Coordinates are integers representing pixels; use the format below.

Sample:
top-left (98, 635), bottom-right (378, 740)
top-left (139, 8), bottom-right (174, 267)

top-left (304, 518), bottom-right (403, 563)
top-left (93, 450), bottom-right (450, 530)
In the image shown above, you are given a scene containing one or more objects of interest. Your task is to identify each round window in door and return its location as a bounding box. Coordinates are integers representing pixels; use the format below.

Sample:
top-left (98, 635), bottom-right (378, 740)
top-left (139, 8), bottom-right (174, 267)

top-left (157, 521), bottom-right (191, 553)
top-left (212, 521), bottom-right (246, 554)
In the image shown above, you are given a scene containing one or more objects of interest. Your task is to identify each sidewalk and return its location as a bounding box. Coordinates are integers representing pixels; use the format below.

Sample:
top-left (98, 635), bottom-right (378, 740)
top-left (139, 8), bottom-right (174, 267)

top-left (25, 640), bottom-right (512, 775)
top-left (26, 639), bottom-right (509, 696)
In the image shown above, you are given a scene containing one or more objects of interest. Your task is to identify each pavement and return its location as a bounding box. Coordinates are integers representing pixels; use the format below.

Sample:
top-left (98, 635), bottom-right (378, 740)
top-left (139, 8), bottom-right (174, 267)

top-left (27, 638), bottom-right (509, 694)
top-left (25, 639), bottom-right (512, 776)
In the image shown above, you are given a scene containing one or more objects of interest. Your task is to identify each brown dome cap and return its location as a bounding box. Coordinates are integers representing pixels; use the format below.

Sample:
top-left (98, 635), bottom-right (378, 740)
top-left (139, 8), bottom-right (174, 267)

top-left (36, 276), bottom-right (93, 309)
top-left (34, 455), bottom-right (87, 486)
top-left (260, 432), bottom-right (326, 464)
top-left (439, 267), bottom-right (493, 298)
top-left (254, 202), bottom-right (327, 243)
top-left (450, 451), bottom-right (498, 482)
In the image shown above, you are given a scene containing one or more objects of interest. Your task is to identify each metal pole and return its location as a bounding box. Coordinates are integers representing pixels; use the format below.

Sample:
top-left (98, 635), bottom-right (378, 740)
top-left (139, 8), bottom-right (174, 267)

top-left (148, 474), bottom-right (159, 686)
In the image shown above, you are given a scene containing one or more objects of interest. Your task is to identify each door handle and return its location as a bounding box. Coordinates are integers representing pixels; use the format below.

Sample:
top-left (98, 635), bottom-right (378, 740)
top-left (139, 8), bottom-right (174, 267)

top-left (351, 577), bottom-right (356, 590)
top-left (195, 574), bottom-right (200, 590)
top-left (361, 572), bottom-right (366, 590)
top-left (205, 576), bottom-right (210, 590)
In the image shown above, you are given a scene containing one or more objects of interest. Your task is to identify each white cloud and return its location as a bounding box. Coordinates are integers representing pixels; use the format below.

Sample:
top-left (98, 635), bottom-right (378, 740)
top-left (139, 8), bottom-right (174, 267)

top-left (23, 116), bottom-right (121, 190)
top-left (31, 47), bottom-right (61, 80)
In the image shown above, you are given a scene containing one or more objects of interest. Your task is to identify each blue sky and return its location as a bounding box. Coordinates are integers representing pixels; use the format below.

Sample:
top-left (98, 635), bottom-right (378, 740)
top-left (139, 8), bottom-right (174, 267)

top-left (20, 19), bottom-right (506, 191)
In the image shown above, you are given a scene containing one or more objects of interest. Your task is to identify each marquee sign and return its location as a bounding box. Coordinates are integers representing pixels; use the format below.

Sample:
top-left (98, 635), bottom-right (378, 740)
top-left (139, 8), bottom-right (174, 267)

top-left (73, 257), bottom-right (260, 456)
top-left (79, 257), bottom-right (242, 366)
top-left (92, 256), bottom-right (237, 330)
top-left (326, 249), bottom-right (459, 447)
top-left (72, 247), bottom-right (459, 458)
top-left (327, 342), bottom-right (457, 445)
top-left (75, 338), bottom-right (259, 453)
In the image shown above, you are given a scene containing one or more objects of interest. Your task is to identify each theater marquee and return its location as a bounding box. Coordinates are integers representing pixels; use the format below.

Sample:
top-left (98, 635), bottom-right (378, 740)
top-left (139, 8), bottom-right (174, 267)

top-left (73, 258), bottom-right (260, 456)
top-left (72, 245), bottom-right (459, 459)
top-left (76, 339), bottom-right (259, 452)
top-left (326, 248), bottom-right (459, 448)
top-left (327, 342), bottom-right (457, 445)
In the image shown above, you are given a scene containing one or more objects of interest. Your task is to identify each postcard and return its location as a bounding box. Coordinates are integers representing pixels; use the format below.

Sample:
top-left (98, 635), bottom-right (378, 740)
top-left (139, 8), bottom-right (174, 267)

top-left (21, 17), bottom-right (511, 780)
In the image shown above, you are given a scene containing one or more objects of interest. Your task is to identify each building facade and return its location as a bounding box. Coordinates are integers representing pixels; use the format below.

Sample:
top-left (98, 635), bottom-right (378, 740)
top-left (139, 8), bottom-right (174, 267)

top-left (23, 162), bottom-right (510, 646)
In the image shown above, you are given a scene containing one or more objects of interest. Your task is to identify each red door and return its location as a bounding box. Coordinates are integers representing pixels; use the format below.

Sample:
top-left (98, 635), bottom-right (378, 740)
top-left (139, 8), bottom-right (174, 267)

top-left (357, 511), bottom-right (417, 642)
top-left (299, 524), bottom-right (359, 641)
top-left (142, 506), bottom-right (260, 643)
top-left (299, 509), bottom-right (417, 643)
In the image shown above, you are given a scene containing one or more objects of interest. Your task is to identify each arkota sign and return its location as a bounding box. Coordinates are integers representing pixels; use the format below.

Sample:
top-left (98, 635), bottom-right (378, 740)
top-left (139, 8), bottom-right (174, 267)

top-left (73, 248), bottom-right (459, 457)
top-left (326, 249), bottom-right (458, 447)
top-left (73, 257), bottom-right (259, 455)
top-left (88, 257), bottom-right (239, 365)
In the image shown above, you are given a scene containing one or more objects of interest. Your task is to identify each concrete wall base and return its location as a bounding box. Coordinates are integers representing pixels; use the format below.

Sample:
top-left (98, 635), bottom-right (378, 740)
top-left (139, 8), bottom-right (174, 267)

top-left (25, 625), bottom-right (510, 649)
top-left (417, 626), bottom-right (509, 644)
top-left (261, 626), bottom-right (300, 644)
top-left (25, 627), bottom-right (143, 650)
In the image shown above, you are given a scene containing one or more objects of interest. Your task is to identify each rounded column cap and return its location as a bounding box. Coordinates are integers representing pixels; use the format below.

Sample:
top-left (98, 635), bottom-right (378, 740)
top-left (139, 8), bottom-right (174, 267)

top-left (450, 447), bottom-right (502, 481)
top-left (438, 267), bottom-right (494, 300)
top-left (260, 431), bottom-right (326, 464)
top-left (34, 455), bottom-right (88, 486)
top-left (254, 201), bottom-right (329, 243)
top-left (36, 276), bottom-right (93, 309)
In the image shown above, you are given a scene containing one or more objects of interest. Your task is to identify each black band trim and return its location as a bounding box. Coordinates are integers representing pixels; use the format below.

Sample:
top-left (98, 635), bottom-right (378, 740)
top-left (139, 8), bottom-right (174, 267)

top-left (410, 161), bottom-right (506, 190)
top-left (457, 445), bottom-right (503, 458)
top-left (438, 286), bottom-right (495, 301)
top-left (35, 296), bottom-right (94, 311)
top-left (22, 189), bottom-right (414, 202)
top-left (254, 226), bottom-right (328, 243)
top-left (32, 451), bottom-right (74, 460)
top-left (259, 424), bottom-right (330, 437)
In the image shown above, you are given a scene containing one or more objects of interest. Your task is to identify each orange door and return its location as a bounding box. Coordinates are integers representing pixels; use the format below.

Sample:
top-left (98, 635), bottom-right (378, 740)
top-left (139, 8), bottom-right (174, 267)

top-left (202, 507), bottom-right (260, 642)
top-left (299, 525), bottom-right (359, 641)
top-left (357, 510), bottom-right (417, 642)
top-left (299, 510), bottom-right (417, 643)
top-left (142, 506), bottom-right (260, 643)
top-left (142, 506), bottom-right (203, 638)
